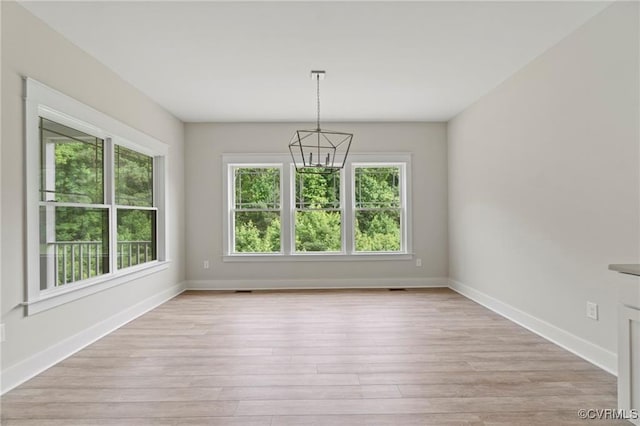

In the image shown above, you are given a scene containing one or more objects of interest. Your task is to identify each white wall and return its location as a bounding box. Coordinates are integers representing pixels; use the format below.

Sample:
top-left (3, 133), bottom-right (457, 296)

top-left (1, 1), bottom-right (186, 386)
top-left (185, 122), bottom-right (448, 288)
top-left (448, 1), bottom-right (639, 373)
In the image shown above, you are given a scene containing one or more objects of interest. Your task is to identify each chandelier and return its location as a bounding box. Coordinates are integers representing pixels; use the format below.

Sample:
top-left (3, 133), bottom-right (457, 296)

top-left (289, 70), bottom-right (353, 174)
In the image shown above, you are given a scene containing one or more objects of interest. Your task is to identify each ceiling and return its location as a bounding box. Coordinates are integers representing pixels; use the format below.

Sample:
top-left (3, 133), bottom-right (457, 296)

top-left (20, 1), bottom-right (609, 123)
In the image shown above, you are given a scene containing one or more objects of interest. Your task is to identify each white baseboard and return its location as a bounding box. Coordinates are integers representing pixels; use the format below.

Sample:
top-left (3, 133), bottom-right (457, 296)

top-left (448, 279), bottom-right (617, 375)
top-left (186, 277), bottom-right (449, 291)
top-left (1, 281), bottom-right (186, 394)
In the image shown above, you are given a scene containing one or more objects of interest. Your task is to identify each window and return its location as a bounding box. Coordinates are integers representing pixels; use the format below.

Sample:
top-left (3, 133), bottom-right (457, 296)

top-left (115, 145), bottom-right (157, 268)
top-left (354, 165), bottom-right (403, 253)
top-left (223, 154), bottom-right (411, 260)
top-left (295, 171), bottom-right (342, 252)
top-left (39, 119), bottom-right (110, 288)
top-left (26, 78), bottom-right (168, 314)
top-left (40, 123), bottom-right (159, 287)
top-left (232, 166), bottom-right (281, 253)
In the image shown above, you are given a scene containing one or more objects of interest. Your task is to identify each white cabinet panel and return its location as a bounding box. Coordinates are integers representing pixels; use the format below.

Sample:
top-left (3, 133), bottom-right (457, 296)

top-left (619, 305), bottom-right (640, 425)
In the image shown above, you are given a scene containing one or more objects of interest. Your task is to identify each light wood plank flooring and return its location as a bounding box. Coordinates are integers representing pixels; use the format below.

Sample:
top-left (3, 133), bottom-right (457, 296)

top-left (1, 289), bottom-right (627, 425)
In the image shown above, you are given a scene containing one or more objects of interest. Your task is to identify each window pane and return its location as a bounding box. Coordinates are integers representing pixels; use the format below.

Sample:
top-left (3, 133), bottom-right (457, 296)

top-left (295, 211), bottom-right (342, 252)
top-left (296, 171), bottom-right (340, 209)
top-left (40, 118), bottom-right (104, 204)
top-left (355, 167), bottom-right (400, 208)
top-left (235, 168), bottom-right (280, 209)
top-left (355, 210), bottom-right (401, 252)
top-left (234, 211), bottom-right (280, 253)
top-left (39, 206), bottom-right (109, 289)
top-left (117, 209), bottom-right (157, 268)
top-left (115, 145), bottom-right (153, 207)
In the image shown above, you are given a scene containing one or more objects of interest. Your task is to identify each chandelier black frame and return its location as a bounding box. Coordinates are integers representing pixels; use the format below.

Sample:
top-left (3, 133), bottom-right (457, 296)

top-left (288, 71), bottom-right (353, 174)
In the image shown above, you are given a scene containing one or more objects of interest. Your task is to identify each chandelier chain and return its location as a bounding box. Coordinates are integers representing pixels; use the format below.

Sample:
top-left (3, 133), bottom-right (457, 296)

top-left (316, 74), bottom-right (321, 130)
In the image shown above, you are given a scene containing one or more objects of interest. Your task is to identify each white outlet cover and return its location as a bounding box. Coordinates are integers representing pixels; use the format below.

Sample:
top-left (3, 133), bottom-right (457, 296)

top-left (586, 302), bottom-right (598, 320)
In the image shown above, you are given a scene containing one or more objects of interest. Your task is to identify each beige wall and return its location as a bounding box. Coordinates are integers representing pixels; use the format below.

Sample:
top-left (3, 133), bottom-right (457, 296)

top-left (448, 1), bottom-right (639, 361)
top-left (185, 122), bottom-right (448, 286)
top-left (1, 2), bottom-right (185, 371)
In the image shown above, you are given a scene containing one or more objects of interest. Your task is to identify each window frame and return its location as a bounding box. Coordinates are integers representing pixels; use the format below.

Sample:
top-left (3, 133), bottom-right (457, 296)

top-left (351, 162), bottom-right (408, 254)
top-left (229, 163), bottom-right (284, 254)
top-left (25, 78), bottom-right (169, 315)
top-left (222, 153), bottom-right (412, 262)
top-left (293, 165), bottom-right (345, 254)
top-left (114, 144), bottom-right (158, 270)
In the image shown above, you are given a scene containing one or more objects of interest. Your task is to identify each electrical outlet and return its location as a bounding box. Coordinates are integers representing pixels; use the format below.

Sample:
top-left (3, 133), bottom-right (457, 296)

top-left (586, 302), bottom-right (598, 320)
top-left (203, 260), bottom-right (210, 269)
top-left (1, 324), bottom-right (5, 342)
top-left (416, 258), bottom-right (422, 267)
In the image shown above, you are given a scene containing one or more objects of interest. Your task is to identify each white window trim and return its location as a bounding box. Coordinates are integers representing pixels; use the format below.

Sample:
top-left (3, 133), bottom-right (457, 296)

top-left (222, 152), bottom-right (412, 261)
top-left (351, 161), bottom-right (410, 254)
top-left (291, 163), bottom-right (346, 255)
top-left (227, 162), bottom-right (284, 255)
top-left (24, 78), bottom-right (170, 315)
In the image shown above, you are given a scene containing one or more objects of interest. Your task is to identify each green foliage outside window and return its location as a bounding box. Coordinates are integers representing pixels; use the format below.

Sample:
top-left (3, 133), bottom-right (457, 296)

top-left (233, 165), bottom-right (402, 254)
top-left (295, 172), bottom-right (341, 252)
top-left (355, 167), bottom-right (401, 252)
top-left (114, 145), bottom-right (156, 267)
top-left (39, 118), bottom-right (157, 287)
top-left (235, 211), bottom-right (281, 252)
top-left (296, 210), bottom-right (342, 252)
top-left (234, 168), bottom-right (281, 253)
top-left (355, 210), bottom-right (400, 251)
top-left (40, 118), bottom-right (104, 205)
top-left (115, 145), bottom-right (153, 207)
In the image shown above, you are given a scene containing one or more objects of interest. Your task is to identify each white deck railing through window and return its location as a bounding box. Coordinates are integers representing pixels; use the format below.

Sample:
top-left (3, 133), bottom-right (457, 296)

top-left (51, 241), bottom-right (153, 286)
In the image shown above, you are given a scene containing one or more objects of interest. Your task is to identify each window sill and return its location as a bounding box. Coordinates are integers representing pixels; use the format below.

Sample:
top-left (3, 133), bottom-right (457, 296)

top-left (24, 260), bottom-right (171, 315)
top-left (223, 253), bottom-right (413, 262)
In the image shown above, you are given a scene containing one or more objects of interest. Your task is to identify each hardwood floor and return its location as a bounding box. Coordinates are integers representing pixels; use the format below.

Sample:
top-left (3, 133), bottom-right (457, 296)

top-left (1, 288), bottom-right (627, 425)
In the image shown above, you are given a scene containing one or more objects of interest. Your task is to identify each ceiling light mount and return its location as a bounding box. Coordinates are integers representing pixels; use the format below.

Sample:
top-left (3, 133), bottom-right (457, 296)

top-left (310, 70), bottom-right (325, 80)
top-left (288, 70), bottom-right (353, 174)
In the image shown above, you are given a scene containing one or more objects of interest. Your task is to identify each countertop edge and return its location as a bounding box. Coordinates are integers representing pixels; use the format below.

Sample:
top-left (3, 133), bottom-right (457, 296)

top-left (609, 264), bottom-right (640, 277)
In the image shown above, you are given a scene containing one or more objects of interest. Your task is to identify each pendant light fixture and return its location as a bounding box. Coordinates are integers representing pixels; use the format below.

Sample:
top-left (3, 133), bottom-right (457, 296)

top-left (289, 70), bottom-right (353, 174)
